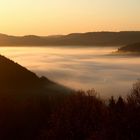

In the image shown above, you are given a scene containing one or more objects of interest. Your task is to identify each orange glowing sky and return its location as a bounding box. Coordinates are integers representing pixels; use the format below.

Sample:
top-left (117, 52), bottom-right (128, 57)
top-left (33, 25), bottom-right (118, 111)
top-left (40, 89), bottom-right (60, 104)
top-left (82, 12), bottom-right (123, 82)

top-left (0, 0), bottom-right (140, 35)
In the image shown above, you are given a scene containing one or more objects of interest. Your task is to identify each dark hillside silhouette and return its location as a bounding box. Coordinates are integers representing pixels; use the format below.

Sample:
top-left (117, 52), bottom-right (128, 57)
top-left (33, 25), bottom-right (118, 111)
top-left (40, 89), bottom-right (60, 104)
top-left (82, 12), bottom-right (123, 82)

top-left (0, 55), bottom-right (70, 140)
top-left (0, 55), bottom-right (69, 94)
top-left (0, 55), bottom-right (140, 140)
top-left (0, 31), bottom-right (140, 46)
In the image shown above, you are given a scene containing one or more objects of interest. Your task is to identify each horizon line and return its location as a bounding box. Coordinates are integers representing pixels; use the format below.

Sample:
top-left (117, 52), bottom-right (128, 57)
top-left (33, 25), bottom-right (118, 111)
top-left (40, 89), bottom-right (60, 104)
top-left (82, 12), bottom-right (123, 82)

top-left (1, 30), bottom-right (140, 37)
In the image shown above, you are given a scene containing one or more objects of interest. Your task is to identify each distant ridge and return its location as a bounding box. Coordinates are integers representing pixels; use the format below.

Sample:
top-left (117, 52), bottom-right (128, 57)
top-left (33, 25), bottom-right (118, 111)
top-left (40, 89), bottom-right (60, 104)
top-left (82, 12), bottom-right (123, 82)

top-left (0, 31), bottom-right (140, 46)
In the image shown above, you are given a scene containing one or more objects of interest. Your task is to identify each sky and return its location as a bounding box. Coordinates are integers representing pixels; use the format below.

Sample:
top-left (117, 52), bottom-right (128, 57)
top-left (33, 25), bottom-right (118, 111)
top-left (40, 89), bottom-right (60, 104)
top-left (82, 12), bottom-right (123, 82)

top-left (0, 0), bottom-right (140, 36)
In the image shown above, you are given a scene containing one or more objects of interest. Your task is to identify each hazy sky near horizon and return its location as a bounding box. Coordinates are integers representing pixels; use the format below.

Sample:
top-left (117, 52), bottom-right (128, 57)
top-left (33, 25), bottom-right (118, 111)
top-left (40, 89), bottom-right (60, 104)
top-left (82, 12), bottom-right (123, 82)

top-left (0, 0), bottom-right (140, 35)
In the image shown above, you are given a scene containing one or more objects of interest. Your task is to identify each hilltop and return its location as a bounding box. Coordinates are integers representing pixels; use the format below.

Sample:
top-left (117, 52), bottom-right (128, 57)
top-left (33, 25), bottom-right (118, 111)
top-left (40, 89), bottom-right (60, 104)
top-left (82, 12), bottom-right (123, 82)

top-left (117, 42), bottom-right (140, 53)
top-left (0, 31), bottom-right (140, 46)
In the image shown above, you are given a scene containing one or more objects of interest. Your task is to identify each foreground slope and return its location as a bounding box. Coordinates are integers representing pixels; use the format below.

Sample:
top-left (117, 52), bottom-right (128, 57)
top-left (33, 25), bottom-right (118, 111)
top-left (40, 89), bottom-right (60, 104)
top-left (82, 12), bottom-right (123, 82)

top-left (0, 55), bottom-right (70, 140)
top-left (0, 55), bottom-right (140, 140)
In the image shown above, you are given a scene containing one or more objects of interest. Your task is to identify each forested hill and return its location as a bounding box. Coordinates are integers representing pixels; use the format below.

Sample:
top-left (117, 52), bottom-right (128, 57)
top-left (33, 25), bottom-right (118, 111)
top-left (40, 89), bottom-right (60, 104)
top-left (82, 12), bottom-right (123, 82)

top-left (117, 42), bottom-right (140, 53)
top-left (0, 31), bottom-right (140, 46)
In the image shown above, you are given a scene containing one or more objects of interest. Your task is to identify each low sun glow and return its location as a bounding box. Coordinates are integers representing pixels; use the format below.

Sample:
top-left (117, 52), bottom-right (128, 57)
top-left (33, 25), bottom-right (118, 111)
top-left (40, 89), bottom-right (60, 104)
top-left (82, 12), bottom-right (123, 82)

top-left (0, 0), bottom-right (140, 35)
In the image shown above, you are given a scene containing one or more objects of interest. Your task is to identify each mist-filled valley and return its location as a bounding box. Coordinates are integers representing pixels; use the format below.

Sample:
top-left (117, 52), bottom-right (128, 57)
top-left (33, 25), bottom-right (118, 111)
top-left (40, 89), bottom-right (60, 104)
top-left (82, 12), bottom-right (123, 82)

top-left (0, 46), bottom-right (140, 97)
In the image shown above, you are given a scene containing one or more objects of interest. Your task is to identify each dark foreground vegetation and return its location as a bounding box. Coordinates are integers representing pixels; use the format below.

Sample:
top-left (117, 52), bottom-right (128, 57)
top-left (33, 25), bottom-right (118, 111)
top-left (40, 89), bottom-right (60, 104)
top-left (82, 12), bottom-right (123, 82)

top-left (0, 55), bottom-right (140, 140)
top-left (1, 82), bottom-right (140, 140)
